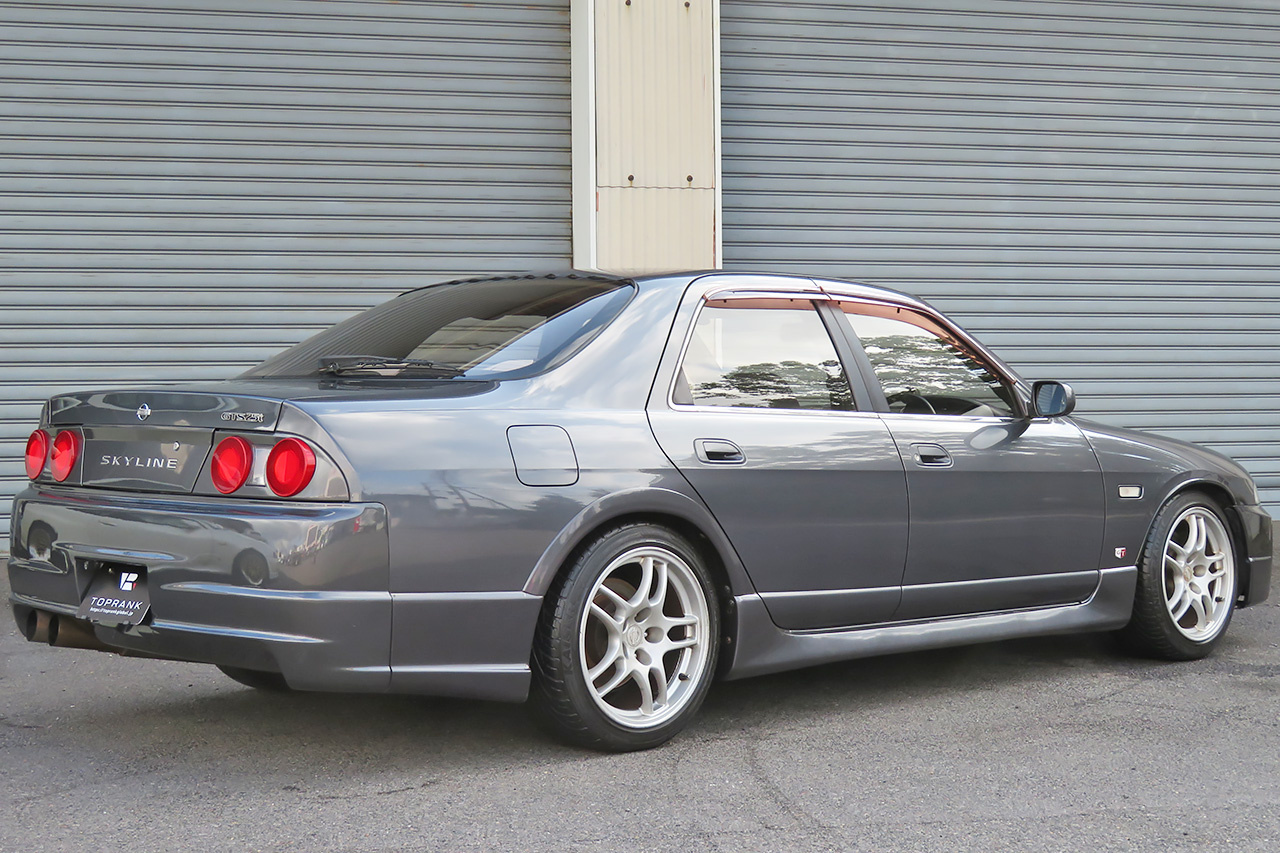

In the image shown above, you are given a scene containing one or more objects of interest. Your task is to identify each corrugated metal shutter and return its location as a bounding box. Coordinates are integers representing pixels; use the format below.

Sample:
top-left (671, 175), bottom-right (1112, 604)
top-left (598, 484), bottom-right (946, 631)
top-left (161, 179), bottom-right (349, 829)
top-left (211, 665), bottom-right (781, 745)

top-left (720, 0), bottom-right (1280, 509)
top-left (0, 0), bottom-right (571, 542)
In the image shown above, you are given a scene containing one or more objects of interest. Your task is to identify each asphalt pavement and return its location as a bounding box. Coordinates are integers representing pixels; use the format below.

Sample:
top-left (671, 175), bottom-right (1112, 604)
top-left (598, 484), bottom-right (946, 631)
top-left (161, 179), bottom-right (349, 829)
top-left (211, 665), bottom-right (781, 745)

top-left (2, 532), bottom-right (1278, 852)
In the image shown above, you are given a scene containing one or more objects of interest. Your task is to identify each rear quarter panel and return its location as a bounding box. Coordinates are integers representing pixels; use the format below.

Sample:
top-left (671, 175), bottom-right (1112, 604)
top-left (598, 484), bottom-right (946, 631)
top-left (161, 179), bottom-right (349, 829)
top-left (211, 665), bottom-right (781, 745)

top-left (291, 273), bottom-right (700, 595)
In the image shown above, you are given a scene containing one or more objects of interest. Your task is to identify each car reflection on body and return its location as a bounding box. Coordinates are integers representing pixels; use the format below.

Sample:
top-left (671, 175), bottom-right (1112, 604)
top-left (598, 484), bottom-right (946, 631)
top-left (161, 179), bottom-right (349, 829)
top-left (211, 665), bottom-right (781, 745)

top-left (9, 271), bottom-right (1272, 751)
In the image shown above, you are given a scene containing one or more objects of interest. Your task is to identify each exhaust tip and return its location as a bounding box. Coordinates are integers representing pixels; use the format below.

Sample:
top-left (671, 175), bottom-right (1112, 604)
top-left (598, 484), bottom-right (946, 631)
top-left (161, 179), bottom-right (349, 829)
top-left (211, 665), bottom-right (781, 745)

top-left (51, 616), bottom-right (112, 651)
top-left (24, 610), bottom-right (55, 644)
top-left (23, 609), bottom-right (141, 655)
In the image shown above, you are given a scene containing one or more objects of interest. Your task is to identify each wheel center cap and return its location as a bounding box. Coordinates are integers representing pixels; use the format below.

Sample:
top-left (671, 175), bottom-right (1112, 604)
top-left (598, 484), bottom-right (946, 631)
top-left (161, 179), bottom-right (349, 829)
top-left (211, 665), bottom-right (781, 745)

top-left (624, 625), bottom-right (644, 648)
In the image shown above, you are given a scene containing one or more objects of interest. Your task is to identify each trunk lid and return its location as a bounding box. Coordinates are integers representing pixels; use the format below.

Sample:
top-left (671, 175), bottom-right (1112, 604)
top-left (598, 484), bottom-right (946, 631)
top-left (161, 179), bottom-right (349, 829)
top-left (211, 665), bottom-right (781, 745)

top-left (49, 388), bottom-right (282, 431)
top-left (47, 389), bottom-right (282, 493)
top-left (43, 380), bottom-right (499, 493)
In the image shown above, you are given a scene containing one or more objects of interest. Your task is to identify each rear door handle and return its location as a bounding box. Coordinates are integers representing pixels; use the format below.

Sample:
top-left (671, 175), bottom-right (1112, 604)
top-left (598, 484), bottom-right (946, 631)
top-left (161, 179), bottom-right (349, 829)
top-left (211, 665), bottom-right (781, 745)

top-left (694, 439), bottom-right (746, 465)
top-left (911, 443), bottom-right (952, 467)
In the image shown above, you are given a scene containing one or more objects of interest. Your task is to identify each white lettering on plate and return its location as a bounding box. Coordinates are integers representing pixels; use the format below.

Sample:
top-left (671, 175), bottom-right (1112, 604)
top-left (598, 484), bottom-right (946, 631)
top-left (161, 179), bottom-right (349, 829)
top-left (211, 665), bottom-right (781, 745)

top-left (91, 597), bottom-right (137, 610)
top-left (99, 455), bottom-right (178, 470)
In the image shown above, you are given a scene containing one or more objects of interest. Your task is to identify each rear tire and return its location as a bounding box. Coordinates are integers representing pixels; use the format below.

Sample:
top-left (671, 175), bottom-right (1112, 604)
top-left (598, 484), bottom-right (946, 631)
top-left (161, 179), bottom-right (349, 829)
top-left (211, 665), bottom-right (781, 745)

top-left (530, 523), bottom-right (719, 751)
top-left (1119, 491), bottom-right (1238, 661)
top-left (217, 665), bottom-right (290, 692)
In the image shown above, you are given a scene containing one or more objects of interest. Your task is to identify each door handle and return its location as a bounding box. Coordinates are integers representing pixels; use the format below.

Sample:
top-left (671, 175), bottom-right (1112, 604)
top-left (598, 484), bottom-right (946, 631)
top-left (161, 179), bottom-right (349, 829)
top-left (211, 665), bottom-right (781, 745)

top-left (911, 443), bottom-right (952, 467)
top-left (694, 439), bottom-right (746, 465)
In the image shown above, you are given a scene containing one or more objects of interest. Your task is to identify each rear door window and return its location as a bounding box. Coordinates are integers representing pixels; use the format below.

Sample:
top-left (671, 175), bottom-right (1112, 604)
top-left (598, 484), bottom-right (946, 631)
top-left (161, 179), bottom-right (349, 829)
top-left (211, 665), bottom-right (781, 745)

top-left (673, 298), bottom-right (854, 411)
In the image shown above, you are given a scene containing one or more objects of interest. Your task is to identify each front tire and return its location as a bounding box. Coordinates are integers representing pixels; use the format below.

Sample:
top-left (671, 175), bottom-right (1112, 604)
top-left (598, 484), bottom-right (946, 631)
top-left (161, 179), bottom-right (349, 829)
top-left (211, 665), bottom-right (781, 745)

top-left (530, 523), bottom-right (720, 751)
top-left (1120, 491), bottom-right (1238, 660)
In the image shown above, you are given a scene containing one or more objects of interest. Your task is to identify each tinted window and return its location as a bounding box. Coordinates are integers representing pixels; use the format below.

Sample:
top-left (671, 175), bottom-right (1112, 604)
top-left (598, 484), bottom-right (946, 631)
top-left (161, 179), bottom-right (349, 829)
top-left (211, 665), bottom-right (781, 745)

top-left (243, 277), bottom-right (634, 379)
top-left (844, 309), bottom-right (1016, 417)
top-left (675, 300), bottom-right (854, 411)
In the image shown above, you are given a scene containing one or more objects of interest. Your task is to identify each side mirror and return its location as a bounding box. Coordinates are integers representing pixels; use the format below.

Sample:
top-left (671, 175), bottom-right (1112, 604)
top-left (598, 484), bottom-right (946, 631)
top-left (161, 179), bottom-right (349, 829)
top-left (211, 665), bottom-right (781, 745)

top-left (1031, 380), bottom-right (1076, 418)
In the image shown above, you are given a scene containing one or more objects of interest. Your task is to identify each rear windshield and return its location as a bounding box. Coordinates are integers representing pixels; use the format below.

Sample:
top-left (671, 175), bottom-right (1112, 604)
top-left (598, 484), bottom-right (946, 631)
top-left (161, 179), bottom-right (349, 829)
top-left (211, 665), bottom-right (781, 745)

top-left (242, 276), bottom-right (635, 380)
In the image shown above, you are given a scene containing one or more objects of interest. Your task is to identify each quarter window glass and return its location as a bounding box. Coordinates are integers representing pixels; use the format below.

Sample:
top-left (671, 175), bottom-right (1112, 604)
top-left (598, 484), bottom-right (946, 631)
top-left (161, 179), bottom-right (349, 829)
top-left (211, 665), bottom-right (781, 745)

top-left (845, 311), bottom-right (1015, 417)
top-left (677, 302), bottom-right (854, 410)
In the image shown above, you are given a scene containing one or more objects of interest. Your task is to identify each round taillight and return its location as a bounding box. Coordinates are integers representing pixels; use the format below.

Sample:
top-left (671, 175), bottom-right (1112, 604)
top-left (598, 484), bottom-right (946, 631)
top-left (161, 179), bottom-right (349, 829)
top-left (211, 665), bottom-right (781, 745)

top-left (25, 429), bottom-right (49, 480)
top-left (210, 436), bottom-right (254, 494)
top-left (50, 430), bottom-right (80, 482)
top-left (266, 438), bottom-right (316, 497)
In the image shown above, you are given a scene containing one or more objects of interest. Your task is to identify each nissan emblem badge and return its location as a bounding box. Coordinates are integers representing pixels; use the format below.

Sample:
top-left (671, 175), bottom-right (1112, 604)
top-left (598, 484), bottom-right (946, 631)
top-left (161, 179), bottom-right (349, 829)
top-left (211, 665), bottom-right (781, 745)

top-left (136, 403), bottom-right (151, 421)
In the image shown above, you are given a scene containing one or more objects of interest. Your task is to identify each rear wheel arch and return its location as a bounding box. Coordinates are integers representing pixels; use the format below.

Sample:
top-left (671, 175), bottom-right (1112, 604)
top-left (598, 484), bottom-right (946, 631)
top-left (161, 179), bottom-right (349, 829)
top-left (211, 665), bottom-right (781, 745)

top-left (540, 509), bottom-right (740, 660)
top-left (522, 489), bottom-right (755, 602)
top-left (529, 520), bottom-right (723, 750)
top-left (575, 513), bottom-right (732, 592)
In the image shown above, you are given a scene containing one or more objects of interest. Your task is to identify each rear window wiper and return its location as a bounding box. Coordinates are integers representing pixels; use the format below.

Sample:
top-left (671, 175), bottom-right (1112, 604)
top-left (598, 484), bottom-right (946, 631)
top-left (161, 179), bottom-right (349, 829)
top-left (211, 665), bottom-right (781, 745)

top-left (319, 355), bottom-right (465, 377)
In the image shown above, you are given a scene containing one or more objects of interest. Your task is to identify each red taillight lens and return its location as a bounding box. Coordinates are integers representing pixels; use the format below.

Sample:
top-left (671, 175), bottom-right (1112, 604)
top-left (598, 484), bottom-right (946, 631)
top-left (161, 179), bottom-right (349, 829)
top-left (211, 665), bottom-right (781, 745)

top-left (50, 430), bottom-right (80, 482)
top-left (25, 429), bottom-right (49, 479)
top-left (210, 436), bottom-right (254, 494)
top-left (266, 438), bottom-right (316, 497)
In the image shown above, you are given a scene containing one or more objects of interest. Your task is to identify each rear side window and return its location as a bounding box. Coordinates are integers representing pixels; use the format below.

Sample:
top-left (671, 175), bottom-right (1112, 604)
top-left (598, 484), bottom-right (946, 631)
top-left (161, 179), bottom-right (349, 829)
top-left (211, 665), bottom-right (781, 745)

top-left (673, 299), bottom-right (854, 411)
top-left (243, 277), bottom-right (634, 380)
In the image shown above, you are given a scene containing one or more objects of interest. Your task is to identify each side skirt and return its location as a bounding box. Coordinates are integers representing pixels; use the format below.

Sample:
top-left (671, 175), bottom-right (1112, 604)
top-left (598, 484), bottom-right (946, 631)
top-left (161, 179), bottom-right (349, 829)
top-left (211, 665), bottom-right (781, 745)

top-left (723, 566), bottom-right (1137, 681)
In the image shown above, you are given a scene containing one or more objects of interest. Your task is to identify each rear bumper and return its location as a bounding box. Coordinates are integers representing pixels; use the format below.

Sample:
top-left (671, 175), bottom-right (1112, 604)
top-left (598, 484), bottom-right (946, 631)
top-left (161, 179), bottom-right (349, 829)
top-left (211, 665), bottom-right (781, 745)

top-left (8, 485), bottom-right (393, 692)
top-left (1237, 504), bottom-right (1272, 607)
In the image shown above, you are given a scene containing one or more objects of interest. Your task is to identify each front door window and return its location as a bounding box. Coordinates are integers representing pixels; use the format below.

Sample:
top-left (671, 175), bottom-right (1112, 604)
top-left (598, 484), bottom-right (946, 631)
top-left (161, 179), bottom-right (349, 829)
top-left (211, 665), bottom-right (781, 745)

top-left (843, 308), bottom-right (1017, 417)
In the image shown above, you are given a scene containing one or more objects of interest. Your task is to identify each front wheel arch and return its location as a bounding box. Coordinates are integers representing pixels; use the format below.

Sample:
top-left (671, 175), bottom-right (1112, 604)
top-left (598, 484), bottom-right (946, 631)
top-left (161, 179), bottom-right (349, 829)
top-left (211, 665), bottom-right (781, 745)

top-left (1120, 489), bottom-right (1240, 660)
top-left (1159, 480), bottom-right (1252, 605)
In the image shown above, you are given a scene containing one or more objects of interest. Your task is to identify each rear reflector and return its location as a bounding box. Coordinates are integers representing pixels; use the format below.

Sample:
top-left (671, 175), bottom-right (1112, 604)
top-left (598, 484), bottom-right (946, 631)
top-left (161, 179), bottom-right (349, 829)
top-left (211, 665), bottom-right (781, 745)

top-left (266, 438), bottom-right (316, 497)
top-left (25, 429), bottom-right (49, 479)
top-left (210, 436), bottom-right (254, 494)
top-left (50, 430), bottom-right (80, 482)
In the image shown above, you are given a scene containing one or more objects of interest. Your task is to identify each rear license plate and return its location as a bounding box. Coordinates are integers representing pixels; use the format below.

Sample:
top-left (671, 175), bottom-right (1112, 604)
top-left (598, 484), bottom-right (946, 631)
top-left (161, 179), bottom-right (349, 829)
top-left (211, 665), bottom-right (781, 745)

top-left (80, 426), bottom-right (211, 493)
top-left (77, 568), bottom-right (151, 625)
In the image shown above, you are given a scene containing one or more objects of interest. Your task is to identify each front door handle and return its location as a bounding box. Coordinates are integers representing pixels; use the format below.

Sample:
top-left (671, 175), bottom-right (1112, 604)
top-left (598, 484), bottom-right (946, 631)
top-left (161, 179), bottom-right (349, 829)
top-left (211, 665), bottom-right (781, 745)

top-left (911, 443), bottom-right (952, 467)
top-left (694, 438), bottom-right (746, 465)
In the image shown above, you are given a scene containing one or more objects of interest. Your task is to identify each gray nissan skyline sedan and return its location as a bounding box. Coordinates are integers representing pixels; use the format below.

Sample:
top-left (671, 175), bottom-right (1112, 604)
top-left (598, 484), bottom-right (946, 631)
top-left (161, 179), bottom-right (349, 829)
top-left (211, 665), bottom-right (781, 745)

top-left (9, 271), bottom-right (1273, 751)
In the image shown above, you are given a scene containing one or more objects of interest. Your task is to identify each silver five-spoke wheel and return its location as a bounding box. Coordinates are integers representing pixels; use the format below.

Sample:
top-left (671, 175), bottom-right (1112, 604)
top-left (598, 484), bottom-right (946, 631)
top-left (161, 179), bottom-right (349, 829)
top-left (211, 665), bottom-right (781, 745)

top-left (580, 545), bottom-right (711, 729)
top-left (1161, 506), bottom-right (1235, 642)
top-left (531, 523), bottom-right (720, 751)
